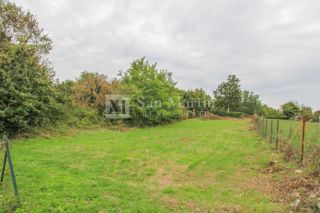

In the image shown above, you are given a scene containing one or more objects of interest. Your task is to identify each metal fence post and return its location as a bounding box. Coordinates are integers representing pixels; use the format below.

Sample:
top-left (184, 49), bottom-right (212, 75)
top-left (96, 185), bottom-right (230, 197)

top-left (5, 142), bottom-right (19, 196)
top-left (0, 151), bottom-right (7, 183)
top-left (262, 118), bottom-right (264, 136)
top-left (276, 120), bottom-right (279, 150)
top-left (270, 120), bottom-right (273, 144)
top-left (301, 117), bottom-right (306, 163)
top-left (0, 134), bottom-right (19, 197)
top-left (265, 119), bottom-right (268, 139)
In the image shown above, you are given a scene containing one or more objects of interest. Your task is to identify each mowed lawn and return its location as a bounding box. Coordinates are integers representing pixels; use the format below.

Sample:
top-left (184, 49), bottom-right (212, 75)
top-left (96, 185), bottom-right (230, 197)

top-left (1, 119), bottom-right (284, 212)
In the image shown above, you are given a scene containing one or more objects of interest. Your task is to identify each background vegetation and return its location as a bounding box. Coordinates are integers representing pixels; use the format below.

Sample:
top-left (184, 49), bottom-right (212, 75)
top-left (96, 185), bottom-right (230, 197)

top-left (1, 0), bottom-right (319, 137)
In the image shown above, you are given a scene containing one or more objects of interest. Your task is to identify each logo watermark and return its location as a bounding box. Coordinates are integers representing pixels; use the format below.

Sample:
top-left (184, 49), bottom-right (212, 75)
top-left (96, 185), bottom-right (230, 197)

top-left (105, 95), bottom-right (130, 119)
top-left (105, 94), bottom-right (214, 120)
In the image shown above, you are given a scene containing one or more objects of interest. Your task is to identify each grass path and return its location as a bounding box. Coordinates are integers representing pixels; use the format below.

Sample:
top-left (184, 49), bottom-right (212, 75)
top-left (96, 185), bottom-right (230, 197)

top-left (0, 119), bottom-right (286, 212)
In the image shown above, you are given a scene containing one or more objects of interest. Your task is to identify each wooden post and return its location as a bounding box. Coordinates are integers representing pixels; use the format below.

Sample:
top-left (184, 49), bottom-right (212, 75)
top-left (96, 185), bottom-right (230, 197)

top-left (270, 120), bottom-right (273, 144)
top-left (276, 120), bottom-right (280, 150)
top-left (301, 117), bottom-right (306, 163)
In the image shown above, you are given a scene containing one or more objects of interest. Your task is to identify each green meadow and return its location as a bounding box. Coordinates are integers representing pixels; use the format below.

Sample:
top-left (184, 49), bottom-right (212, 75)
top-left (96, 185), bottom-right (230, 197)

top-left (0, 119), bottom-right (286, 212)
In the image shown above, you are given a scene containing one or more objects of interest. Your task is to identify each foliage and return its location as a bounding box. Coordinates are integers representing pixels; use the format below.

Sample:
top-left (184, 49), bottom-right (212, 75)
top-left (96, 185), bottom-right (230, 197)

top-left (182, 88), bottom-right (212, 116)
top-left (55, 80), bottom-right (101, 127)
top-left (210, 110), bottom-right (245, 118)
top-left (240, 90), bottom-right (262, 115)
top-left (300, 105), bottom-right (313, 120)
top-left (213, 74), bottom-right (242, 112)
top-left (312, 110), bottom-right (320, 122)
top-left (0, 1), bottom-right (63, 135)
top-left (73, 71), bottom-right (119, 114)
top-left (0, 41), bottom-right (63, 134)
top-left (259, 105), bottom-right (283, 119)
top-left (281, 102), bottom-right (300, 119)
top-left (120, 58), bottom-right (183, 125)
top-left (0, 0), bottom-right (52, 55)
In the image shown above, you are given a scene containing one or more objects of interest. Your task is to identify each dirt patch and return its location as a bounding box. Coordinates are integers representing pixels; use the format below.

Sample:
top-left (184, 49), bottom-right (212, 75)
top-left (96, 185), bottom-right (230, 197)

top-left (259, 165), bottom-right (287, 174)
top-left (213, 205), bottom-right (242, 213)
top-left (158, 196), bottom-right (208, 212)
top-left (247, 124), bottom-right (257, 131)
top-left (178, 137), bottom-right (193, 143)
top-left (150, 162), bottom-right (215, 189)
top-left (151, 166), bottom-right (175, 187)
top-left (275, 175), bottom-right (320, 212)
top-left (203, 113), bottom-right (223, 120)
top-left (247, 164), bottom-right (320, 212)
top-left (148, 162), bottom-right (216, 211)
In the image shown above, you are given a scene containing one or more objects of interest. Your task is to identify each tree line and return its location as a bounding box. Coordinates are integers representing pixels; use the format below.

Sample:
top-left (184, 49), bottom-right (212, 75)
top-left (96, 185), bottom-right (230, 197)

top-left (0, 1), bottom-right (318, 135)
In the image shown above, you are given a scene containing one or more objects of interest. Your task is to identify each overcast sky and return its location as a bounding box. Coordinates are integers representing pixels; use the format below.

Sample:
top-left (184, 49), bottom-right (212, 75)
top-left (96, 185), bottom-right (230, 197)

top-left (13, 0), bottom-right (320, 109)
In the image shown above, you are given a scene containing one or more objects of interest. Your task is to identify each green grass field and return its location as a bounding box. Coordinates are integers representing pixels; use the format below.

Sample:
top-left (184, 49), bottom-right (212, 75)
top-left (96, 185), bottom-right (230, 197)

top-left (0, 119), bottom-right (286, 212)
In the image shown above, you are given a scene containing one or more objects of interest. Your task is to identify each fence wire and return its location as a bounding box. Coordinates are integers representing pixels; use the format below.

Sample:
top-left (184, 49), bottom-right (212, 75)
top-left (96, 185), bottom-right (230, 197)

top-left (255, 117), bottom-right (320, 168)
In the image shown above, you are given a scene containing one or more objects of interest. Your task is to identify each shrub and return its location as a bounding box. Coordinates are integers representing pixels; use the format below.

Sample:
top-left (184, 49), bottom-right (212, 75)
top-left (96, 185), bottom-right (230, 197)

top-left (281, 102), bottom-right (300, 119)
top-left (182, 88), bottom-right (212, 116)
top-left (0, 42), bottom-right (64, 135)
top-left (210, 110), bottom-right (245, 118)
top-left (0, 1), bottom-right (63, 135)
top-left (306, 145), bottom-right (320, 176)
top-left (281, 140), bottom-right (298, 162)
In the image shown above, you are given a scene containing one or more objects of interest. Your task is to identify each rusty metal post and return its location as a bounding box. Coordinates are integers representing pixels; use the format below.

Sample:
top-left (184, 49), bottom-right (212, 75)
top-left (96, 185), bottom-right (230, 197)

top-left (301, 117), bottom-right (306, 163)
top-left (276, 120), bottom-right (279, 150)
top-left (270, 120), bottom-right (273, 144)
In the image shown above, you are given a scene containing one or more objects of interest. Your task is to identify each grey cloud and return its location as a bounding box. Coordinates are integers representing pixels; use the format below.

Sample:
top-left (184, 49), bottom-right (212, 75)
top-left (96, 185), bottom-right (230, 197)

top-left (13, 0), bottom-right (320, 109)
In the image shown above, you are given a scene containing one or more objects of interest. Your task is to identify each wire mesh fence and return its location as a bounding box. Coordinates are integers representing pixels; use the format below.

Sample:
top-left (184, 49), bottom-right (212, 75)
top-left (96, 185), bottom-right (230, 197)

top-left (255, 117), bottom-right (320, 173)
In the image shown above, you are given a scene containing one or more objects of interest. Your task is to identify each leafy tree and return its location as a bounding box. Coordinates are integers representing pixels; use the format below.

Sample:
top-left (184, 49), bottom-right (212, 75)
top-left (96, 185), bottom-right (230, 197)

top-left (73, 71), bottom-right (119, 114)
top-left (259, 105), bottom-right (282, 119)
top-left (213, 74), bottom-right (242, 112)
top-left (0, 1), bottom-right (62, 134)
top-left (0, 42), bottom-right (63, 134)
top-left (300, 105), bottom-right (313, 120)
top-left (240, 90), bottom-right (261, 115)
top-left (0, 0), bottom-right (52, 54)
top-left (313, 110), bottom-right (320, 122)
top-left (56, 80), bottom-right (100, 127)
top-left (281, 102), bottom-right (300, 119)
top-left (120, 58), bottom-right (183, 125)
top-left (182, 88), bottom-right (212, 116)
